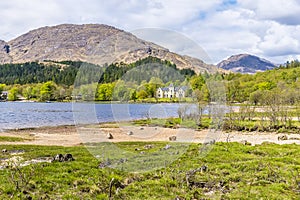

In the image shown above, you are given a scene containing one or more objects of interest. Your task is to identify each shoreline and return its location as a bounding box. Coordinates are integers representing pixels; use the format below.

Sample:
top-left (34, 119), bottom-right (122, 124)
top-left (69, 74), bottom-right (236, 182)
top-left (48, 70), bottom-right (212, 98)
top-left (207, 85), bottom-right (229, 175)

top-left (1, 123), bottom-right (300, 147)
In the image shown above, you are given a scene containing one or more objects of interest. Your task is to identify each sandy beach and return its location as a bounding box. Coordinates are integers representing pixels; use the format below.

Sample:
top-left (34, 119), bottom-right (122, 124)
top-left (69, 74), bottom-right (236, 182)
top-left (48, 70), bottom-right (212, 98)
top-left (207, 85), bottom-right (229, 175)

top-left (1, 124), bottom-right (300, 146)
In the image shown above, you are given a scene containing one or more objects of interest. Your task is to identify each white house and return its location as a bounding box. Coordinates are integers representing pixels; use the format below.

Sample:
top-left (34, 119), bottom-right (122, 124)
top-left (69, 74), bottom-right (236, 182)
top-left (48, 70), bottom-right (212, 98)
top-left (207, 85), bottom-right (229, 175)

top-left (156, 84), bottom-right (188, 99)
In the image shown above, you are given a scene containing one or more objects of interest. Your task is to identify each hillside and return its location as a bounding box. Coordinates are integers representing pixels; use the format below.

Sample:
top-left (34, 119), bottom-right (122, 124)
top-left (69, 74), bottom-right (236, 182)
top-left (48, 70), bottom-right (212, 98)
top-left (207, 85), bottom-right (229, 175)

top-left (224, 60), bottom-right (300, 102)
top-left (217, 54), bottom-right (276, 73)
top-left (0, 24), bottom-right (219, 74)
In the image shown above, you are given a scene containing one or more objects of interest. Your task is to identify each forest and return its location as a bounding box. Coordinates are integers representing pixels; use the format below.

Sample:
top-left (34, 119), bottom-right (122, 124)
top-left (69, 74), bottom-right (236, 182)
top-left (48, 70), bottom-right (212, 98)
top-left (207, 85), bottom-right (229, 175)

top-left (0, 57), bottom-right (196, 101)
top-left (0, 57), bottom-right (300, 106)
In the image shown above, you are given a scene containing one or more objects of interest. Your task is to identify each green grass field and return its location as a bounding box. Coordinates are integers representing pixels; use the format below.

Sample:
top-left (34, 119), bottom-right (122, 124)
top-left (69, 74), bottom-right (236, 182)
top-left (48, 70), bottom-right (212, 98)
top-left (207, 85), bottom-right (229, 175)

top-left (0, 142), bottom-right (299, 199)
top-left (0, 136), bottom-right (29, 142)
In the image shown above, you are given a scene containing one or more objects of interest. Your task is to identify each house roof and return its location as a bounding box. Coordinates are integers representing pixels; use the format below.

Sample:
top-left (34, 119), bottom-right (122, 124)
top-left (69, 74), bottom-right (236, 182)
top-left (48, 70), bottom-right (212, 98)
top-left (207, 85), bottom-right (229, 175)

top-left (158, 85), bottom-right (188, 92)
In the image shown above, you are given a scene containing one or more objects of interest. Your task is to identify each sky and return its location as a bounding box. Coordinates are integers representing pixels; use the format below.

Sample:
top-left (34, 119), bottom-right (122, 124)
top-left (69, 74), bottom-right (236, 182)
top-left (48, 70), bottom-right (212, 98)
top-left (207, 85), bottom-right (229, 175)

top-left (1, 0), bottom-right (300, 64)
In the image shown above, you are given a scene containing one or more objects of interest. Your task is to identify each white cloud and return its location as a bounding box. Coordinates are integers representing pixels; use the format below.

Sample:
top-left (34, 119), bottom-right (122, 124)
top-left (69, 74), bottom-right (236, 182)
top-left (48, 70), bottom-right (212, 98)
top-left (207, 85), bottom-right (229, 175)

top-left (237, 0), bottom-right (300, 25)
top-left (258, 22), bottom-right (300, 56)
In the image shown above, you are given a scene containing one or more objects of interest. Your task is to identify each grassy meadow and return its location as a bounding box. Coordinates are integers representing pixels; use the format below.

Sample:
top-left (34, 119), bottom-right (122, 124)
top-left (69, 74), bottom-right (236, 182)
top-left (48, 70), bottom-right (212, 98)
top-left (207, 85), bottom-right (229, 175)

top-left (0, 142), bottom-right (299, 199)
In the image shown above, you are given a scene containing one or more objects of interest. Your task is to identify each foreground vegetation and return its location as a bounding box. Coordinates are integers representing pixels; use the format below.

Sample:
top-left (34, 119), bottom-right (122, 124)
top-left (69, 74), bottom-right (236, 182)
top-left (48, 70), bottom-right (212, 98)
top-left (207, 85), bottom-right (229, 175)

top-left (0, 142), bottom-right (299, 199)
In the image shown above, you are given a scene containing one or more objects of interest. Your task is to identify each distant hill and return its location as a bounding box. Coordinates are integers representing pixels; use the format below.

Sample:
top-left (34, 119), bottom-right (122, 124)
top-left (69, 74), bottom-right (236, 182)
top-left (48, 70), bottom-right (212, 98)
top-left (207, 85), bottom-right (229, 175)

top-left (217, 54), bottom-right (276, 73)
top-left (0, 24), bottom-right (221, 74)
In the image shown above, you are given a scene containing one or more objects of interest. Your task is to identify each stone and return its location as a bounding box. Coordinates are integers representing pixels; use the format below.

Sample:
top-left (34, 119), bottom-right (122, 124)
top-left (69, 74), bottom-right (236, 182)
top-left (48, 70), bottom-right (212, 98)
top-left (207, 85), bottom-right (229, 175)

top-left (144, 144), bottom-right (153, 149)
top-left (169, 136), bottom-right (177, 141)
top-left (127, 131), bottom-right (133, 135)
top-left (53, 154), bottom-right (64, 162)
top-left (201, 165), bottom-right (208, 172)
top-left (278, 135), bottom-right (288, 141)
top-left (118, 158), bottom-right (127, 163)
top-left (98, 160), bottom-right (111, 168)
top-left (239, 140), bottom-right (252, 145)
top-left (64, 153), bottom-right (74, 161)
top-left (162, 144), bottom-right (171, 150)
top-left (107, 133), bottom-right (113, 139)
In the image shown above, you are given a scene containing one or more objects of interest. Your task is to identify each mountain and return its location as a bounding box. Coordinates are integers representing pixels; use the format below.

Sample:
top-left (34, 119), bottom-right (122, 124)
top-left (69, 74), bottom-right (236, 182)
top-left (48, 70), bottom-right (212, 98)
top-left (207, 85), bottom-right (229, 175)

top-left (0, 24), bottom-right (220, 74)
top-left (217, 54), bottom-right (276, 73)
top-left (0, 40), bottom-right (11, 63)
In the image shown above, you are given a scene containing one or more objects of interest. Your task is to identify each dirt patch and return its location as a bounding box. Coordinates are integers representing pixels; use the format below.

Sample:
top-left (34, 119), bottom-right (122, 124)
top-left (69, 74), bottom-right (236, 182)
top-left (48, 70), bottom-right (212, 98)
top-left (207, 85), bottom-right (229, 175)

top-left (1, 124), bottom-right (300, 146)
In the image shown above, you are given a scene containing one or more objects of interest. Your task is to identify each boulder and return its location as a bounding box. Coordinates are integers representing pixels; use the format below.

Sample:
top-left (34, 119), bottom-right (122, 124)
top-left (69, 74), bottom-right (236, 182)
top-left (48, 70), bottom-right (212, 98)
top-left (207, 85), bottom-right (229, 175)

top-left (169, 136), bottom-right (177, 141)
top-left (107, 133), bottom-right (113, 139)
top-left (64, 153), bottom-right (74, 161)
top-left (127, 131), bottom-right (133, 136)
top-left (278, 135), bottom-right (288, 141)
top-left (53, 154), bottom-right (64, 162)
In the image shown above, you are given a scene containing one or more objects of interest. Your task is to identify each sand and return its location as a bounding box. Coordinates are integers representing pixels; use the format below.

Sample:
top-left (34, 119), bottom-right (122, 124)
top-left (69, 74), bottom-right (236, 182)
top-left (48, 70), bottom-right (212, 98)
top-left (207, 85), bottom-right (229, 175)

top-left (1, 124), bottom-right (300, 147)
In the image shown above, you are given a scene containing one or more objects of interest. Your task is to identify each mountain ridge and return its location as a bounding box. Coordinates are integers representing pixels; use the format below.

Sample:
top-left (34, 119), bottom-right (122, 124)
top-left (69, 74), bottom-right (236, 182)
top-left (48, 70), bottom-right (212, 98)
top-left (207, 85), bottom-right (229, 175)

top-left (217, 53), bottom-right (276, 73)
top-left (0, 24), bottom-right (220, 74)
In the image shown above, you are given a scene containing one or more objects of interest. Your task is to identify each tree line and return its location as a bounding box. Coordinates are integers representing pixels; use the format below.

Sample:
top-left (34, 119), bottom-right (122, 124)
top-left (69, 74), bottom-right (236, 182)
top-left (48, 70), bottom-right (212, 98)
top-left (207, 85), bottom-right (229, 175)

top-left (1, 56), bottom-right (300, 106)
top-left (0, 57), bottom-right (198, 101)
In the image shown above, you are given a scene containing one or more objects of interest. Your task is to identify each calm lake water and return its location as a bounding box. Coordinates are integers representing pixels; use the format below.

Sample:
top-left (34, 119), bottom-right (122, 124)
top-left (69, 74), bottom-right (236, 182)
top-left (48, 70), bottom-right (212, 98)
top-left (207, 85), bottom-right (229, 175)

top-left (0, 102), bottom-right (180, 130)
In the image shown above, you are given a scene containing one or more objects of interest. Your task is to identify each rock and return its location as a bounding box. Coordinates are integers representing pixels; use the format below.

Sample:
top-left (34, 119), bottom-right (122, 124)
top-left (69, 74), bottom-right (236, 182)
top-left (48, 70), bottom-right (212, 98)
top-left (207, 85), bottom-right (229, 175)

top-left (201, 165), bottom-right (208, 172)
top-left (98, 160), bottom-right (111, 168)
top-left (64, 153), bottom-right (74, 161)
top-left (239, 140), bottom-right (252, 145)
top-left (107, 133), bottom-right (113, 139)
top-left (2, 149), bottom-right (7, 153)
top-left (162, 144), bottom-right (171, 150)
top-left (278, 135), bottom-right (288, 141)
top-left (118, 158), bottom-right (127, 163)
top-left (144, 144), bottom-right (153, 149)
top-left (124, 178), bottom-right (135, 185)
top-left (53, 154), bottom-right (64, 162)
top-left (139, 127), bottom-right (144, 130)
top-left (169, 136), bottom-right (177, 141)
top-left (127, 131), bottom-right (133, 135)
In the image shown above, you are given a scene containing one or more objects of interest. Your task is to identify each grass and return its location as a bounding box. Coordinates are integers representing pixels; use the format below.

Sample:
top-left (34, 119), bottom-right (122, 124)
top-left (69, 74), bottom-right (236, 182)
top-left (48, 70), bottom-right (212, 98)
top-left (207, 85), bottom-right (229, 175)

top-left (0, 142), bottom-right (299, 199)
top-left (0, 136), bottom-right (28, 142)
top-left (131, 117), bottom-right (210, 130)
